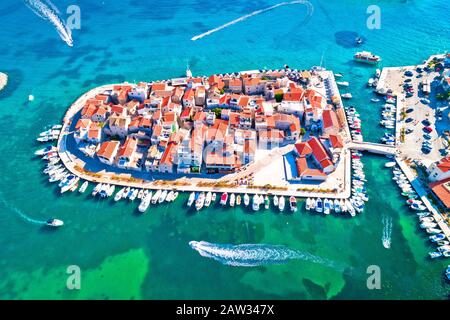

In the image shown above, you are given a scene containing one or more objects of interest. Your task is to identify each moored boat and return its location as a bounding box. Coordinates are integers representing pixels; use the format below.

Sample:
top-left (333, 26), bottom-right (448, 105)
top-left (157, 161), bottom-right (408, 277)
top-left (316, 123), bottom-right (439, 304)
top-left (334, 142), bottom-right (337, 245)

top-left (220, 193), bottom-right (228, 206)
top-left (252, 194), bottom-right (260, 211)
top-left (229, 193), bottom-right (236, 207)
top-left (289, 196), bottom-right (297, 213)
top-left (278, 196), bottom-right (285, 212)
top-left (205, 191), bottom-right (212, 207)
top-left (195, 192), bottom-right (205, 211)
top-left (187, 192), bottom-right (195, 207)
top-left (244, 194), bottom-right (250, 206)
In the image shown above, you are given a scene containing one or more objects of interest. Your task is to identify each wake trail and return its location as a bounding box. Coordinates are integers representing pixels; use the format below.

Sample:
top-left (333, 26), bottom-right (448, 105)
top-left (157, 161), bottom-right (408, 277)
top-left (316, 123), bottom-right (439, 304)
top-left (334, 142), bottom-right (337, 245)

top-left (189, 241), bottom-right (348, 273)
top-left (191, 1), bottom-right (314, 41)
top-left (0, 193), bottom-right (46, 225)
top-left (24, 0), bottom-right (73, 47)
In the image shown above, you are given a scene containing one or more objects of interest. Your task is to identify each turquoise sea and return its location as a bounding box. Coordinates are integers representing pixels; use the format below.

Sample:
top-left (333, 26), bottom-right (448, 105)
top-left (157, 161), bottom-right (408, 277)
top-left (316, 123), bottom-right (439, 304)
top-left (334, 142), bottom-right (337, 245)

top-left (0, 0), bottom-right (449, 299)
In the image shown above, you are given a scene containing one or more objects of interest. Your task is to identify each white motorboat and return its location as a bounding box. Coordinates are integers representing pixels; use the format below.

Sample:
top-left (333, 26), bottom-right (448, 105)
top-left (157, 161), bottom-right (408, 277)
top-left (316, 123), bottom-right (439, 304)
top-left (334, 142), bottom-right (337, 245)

top-left (187, 192), bottom-right (195, 207)
top-left (341, 93), bottom-right (353, 99)
top-left (252, 194), bottom-right (260, 211)
top-left (129, 189), bottom-right (139, 201)
top-left (138, 193), bottom-right (152, 213)
top-left (158, 190), bottom-right (168, 203)
top-left (229, 194), bottom-right (236, 207)
top-left (273, 195), bottom-right (279, 207)
top-left (166, 190), bottom-right (175, 202)
top-left (345, 200), bottom-right (356, 217)
top-left (78, 181), bottom-right (88, 193)
top-left (315, 198), bottom-right (323, 213)
top-left (122, 187), bottom-right (131, 199)
top-left (236, 195), bottom-right (242, 206)
top-left (244, 194), bottom-right (250, 206)
top-left (278, 196), bottom-right (285, 212)
top-left (289, 196), bottom-right (297, 213)
top-left (410, 203), bottom-right (426, 211)
top-left (305, 198), bottom-right (311, 210)
top-left (114, 187), bottom-right (126, 201)
top-left (337, 81), bottom-right (349, 87)
top-left (385, 162), bottom-right (396, 168)
top-left (205, 192), bottom-right (212, 207)
top-left (35, 145), bottom-right (56, 156)
top-left (310, 198), bottom-right (316, 210)
top-left (334, 199), bottom-right (341, 213)
top-left (92, 183), bottom-right (102, 197)
top-left (46, 218), bottom-right (64, 228)
top-left (152, 189), bottom-right (162, 204)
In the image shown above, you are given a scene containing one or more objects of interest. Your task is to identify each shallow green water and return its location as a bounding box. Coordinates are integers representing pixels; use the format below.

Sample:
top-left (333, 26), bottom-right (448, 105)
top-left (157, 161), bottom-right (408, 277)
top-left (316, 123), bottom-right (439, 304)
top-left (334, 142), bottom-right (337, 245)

top-left (0, 0), bottom-right (449, 299)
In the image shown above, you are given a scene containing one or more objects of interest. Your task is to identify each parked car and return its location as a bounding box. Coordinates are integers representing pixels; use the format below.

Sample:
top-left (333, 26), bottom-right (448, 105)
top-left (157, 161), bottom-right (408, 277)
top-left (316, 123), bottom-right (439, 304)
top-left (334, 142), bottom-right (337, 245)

top-left (406, 108), bottom-right (414, 113)
top-left (423, 126), bottom-right (433, 133)
top-left (404, 71), bottom-right (414, 77)
top-left (406, 118), bottom-right (414, 123)
top-left (422, 119), bottom-right (431, 126)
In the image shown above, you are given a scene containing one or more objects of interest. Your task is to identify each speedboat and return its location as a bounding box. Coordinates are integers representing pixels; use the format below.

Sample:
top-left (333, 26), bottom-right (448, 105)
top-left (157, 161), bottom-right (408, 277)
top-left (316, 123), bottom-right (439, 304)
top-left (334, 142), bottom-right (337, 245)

top-left (289, 196), bottom-right (297, 213)
top-left (78, 181), bottom-right (88, 193)
top-left (236, 195), bottom-right (241, 206)
top-left (252, 194), bottom-right (260, 211)
top-left (278, 196), bottom-right (285, 212)
top-left (323, 199), bottom-right (331, 215)
top-left (152, 189), bottom-right (162, 204)
top-left (205, 191), bottom-right (212, 207)
top-left (115, 187), bottom-right (126, 201)
top-left (305, 198), bottom-right (311, 210)
top-left (187, 192), bottom-right (195, 207)
top-left (244, 194), bottom-right (250, 206)
top-left (264, 196), bottom-right (270, 210)
top-left (46, 218), bottom-right (64, 228)
top-left (229, 193), bottom-right (236, 207)
top-left (315, 198), bottom-right (323, 213)
top-left (158, 190), bottom-right (168, 203)
top-left (195, 192), bottom-right (205, 211)
top-left (220, 193), bottom-right (228, 206)
top-left (273, 195), bottom-right (279, 207)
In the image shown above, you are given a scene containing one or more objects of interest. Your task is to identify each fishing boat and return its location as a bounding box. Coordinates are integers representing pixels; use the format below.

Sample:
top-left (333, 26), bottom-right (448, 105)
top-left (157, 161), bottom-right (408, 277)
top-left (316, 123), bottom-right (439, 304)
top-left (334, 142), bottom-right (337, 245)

top-left (158, 190), bottom-right (168, 203)
top-left (46, 218), bottom-right (64, 228)
top-left (220, 193), bottom-right (228, 206)
top-left (354, 51), bottom-right (382, 64)
top-left (78, 181), bottom-right (88, 193)
top-left (114, 187), bottom-right (125, 201)
top-left (289, 196), bottom-right (297, 213)
top-left (229, 193), bottom-right (236, 207)
top-left (205, 191), bottom-right (212, 207)
top-left (273, 195), bottom-right (279, 207)
top-left (323, 199), bottom-right (331, 215)
top-left (334, 199), bottom-right (341, 213)
top-left (187, 192), bottom-right (195, 207)
top-left (236, 195), bottom-right (242, 206)
top-left (195, 192), bottom-right (205, 211)
top-left (315, 198), bottom-right (323, 213)
top-left (243, 194), bottom-right (250, 206)
top-left (152, 189), bottom-right (162, 205)
top-left (278, 196), bottom-right (285, 212)
top-left (264, 196), bottom-right (270, 210)
top-left (252, 194), bottom-right (260, 211)
top-left (305, 198), bottom-right (311, 210)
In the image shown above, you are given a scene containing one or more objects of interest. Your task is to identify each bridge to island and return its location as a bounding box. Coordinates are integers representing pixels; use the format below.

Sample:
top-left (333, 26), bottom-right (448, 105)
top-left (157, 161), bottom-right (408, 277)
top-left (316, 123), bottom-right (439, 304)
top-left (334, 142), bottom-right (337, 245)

top-left (348, 141), bottom-right (398, 156)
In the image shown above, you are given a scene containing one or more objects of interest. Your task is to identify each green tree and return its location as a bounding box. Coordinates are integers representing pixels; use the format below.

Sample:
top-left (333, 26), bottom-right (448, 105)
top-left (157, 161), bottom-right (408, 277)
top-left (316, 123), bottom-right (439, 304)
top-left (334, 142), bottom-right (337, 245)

top-left (275, 92), bottom-right (284, 103)
top-left (300, 128), bottom-right (306, 136)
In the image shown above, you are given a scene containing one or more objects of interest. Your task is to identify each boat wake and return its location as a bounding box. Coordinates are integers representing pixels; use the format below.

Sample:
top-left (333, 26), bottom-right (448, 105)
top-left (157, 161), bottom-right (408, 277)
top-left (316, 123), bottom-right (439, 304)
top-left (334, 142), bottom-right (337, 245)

top-left (189, 241), bottom-right (346, 271)
top-left (0, 196), bottom-right (46, 225)
top-left (191, 1), bottom-right (314, 41)
top-left (24, 0), bottom-right (73, 47)
top-left (382, 216), bottom-right (392, 249)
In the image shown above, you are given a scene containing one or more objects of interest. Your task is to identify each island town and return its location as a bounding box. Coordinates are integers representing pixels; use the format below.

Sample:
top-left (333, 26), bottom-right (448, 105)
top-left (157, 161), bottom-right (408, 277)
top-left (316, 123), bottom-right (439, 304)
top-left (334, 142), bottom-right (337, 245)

top-left (35, 53), bottom-right (450, 260)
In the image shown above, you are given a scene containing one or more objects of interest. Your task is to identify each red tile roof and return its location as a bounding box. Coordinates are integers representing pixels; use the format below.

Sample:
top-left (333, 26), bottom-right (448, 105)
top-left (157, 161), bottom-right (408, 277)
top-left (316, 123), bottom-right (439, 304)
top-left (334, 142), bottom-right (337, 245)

top-left (97, 141), bottom-right (119, 160)
top-left (429, 177), bottom-right (450, 209)
top-left (437, 157), bottom-right (450, 173)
